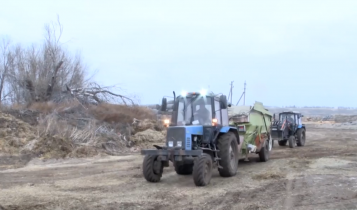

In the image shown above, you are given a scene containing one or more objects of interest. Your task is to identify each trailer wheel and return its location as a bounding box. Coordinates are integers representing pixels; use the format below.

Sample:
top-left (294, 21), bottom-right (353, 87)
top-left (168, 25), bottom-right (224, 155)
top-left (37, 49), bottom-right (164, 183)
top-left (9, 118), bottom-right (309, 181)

top-left (174, 163), bottom-right (193, 175)
top-left (142, 155), bottom-right (163, 182)
top-left (259, 139), bottom-right (270, 162)
top-left (192, 153), bottom-right (212, 186)
top-left (268, 135), bottom-right (273, 151)
top-left (278, 140), bottom-right (287, 146)
top-left (288, 136), bottom-right (296, 148)
top-left (217, 132), bottom-right (239, 177)
top-left (296, 128), bottom-right (306, 146)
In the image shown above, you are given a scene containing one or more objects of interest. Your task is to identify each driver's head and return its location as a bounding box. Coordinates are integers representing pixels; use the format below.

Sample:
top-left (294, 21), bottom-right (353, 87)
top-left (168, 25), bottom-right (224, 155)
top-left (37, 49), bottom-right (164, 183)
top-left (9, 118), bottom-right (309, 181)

top-left (197, 98), bottom-right (205, 108)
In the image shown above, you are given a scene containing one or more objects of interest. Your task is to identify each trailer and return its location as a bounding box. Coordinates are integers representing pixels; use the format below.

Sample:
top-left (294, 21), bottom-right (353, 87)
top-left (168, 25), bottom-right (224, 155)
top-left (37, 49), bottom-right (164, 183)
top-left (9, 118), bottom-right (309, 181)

top-left (228, 102), bottom-right (273, 161)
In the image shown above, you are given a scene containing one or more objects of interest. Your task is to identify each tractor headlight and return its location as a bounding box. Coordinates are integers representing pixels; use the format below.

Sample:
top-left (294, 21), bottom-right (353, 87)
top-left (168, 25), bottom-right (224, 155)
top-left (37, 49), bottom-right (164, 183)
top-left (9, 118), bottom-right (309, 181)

top-left (163, 119), bottom-right (170, 127)
top-left (177, 141), bottom-right (182, 147)
top-left (168, 141), bottom-right (173, 147)
top-left (200, 89), bottom-right (207, 95)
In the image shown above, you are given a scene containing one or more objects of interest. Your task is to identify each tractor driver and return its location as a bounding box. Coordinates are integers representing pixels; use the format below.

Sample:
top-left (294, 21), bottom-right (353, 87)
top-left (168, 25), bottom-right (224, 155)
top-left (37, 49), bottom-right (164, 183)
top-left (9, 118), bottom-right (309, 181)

top-left (287, 115), bottom-right (295, 123)
top-left (194, 99), bottom-right (211, 125)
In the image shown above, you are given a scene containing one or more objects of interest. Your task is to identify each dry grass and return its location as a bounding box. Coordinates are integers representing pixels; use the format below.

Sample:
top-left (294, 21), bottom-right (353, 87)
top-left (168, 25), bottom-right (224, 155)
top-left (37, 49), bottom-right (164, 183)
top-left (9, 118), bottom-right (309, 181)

top-left (28, 101), bottom-right (85, 114)
top-left (34, 113), bottom-right (101, 159)
top-left (89, 103), bottom-right (155, 124)
top-left (28, 101), bottom-right (156, 123)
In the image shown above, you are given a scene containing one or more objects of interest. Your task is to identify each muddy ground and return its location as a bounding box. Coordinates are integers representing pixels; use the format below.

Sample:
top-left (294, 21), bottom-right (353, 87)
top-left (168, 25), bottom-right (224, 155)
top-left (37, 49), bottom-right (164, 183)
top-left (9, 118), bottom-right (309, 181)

top-left (0, 122), bottom-right (357, 210)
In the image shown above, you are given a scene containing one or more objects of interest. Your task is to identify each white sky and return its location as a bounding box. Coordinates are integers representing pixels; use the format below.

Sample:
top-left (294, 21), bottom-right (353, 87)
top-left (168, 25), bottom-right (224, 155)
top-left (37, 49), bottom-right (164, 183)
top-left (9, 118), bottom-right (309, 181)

top-left (1, 0), bottom-right (356, 106)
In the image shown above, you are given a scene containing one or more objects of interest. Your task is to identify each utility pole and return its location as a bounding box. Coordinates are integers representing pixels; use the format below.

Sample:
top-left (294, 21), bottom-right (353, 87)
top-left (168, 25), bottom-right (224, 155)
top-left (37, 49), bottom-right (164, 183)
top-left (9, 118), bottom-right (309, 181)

top-left (243, 81), bottom-right (246, 105)
top-left (236, 81), bottom-right (247, 106)
top-left (228, 81), bottom-right (234, 104)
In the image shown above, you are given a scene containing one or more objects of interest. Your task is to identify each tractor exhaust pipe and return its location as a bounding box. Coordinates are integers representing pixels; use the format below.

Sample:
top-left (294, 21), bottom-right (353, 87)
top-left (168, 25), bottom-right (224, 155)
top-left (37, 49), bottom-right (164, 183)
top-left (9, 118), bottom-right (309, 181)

top-left (173, 91), bottom-right (176, 102)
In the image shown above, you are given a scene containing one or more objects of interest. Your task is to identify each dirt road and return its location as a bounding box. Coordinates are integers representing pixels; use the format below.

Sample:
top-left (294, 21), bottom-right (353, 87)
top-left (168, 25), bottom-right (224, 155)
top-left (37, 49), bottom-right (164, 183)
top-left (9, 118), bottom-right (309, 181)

top-left (1, 123), bottom-right (357, 210)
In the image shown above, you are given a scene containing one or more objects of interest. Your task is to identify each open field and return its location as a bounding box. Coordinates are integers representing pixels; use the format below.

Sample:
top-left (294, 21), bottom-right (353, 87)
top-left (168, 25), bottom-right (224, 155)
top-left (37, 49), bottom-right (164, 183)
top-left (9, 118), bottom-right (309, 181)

top-left (1, 122), bottom-right (357, 210)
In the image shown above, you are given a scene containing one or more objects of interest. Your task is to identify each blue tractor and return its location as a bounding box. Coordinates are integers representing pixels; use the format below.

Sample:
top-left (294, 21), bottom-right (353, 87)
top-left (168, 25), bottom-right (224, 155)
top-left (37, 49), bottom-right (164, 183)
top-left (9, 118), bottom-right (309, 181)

top-left (271, 111), bottom-right (306, 148)
top-left (141, 91), bottom-right (240, 186)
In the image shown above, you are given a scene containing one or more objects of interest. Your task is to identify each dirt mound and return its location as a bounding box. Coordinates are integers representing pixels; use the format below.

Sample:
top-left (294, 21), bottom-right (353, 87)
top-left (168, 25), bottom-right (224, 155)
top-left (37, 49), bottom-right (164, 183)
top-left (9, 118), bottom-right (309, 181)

top-left (132, 119), bottom-right (165, 133)
top-left (334, 115), bottom-right (357, 123)
top-left (0, 112), bottom-right (37, 154)
top-left (0, 102), bottom-right (166, 160)
top-left (131, 129), bottom-right (165, 143)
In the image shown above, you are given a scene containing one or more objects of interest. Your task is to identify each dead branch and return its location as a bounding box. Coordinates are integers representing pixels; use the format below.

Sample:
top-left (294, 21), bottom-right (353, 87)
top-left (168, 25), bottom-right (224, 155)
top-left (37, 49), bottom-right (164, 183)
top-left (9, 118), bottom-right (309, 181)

top-left (64, 82), bottom-right (135, 105)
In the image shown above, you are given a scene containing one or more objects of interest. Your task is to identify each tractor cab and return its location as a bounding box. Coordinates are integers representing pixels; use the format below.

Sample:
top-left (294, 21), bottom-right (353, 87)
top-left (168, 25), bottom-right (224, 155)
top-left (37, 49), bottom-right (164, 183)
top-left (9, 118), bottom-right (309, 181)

top-left (278, 111), bottom-right (303, 127)
top-left (271, 111), bottom-right (306, 148)
top-left (162, 91), bottom-right (229, 128)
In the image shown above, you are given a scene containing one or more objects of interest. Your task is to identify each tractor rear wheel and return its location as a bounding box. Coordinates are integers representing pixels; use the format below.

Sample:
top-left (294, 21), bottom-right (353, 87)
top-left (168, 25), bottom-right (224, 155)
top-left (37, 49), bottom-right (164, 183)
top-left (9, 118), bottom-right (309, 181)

top-left (192, 153), bottom-right (212, 186)
top-left (296, 128), bottom-right (306, 146)
top-left (217, 132), bottom-right (239, 177)
top-left (142, 155), bottom-right (163, 183)
top-left (174, 162), bottom-right (193, 175)
top-left (288, 135), bottom-right (296, 148)
top-left (278, 140), bottom-right (287, 146)
top-left (259, 139), bottom-right (270, 162)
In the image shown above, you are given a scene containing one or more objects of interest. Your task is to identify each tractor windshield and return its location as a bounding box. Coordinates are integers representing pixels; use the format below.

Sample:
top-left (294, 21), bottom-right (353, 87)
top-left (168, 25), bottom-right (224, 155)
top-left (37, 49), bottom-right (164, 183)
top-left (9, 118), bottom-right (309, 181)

top-left (176, 95), bottom-right (212, 126)
top-left (279, 113), bottom-right (295, 123)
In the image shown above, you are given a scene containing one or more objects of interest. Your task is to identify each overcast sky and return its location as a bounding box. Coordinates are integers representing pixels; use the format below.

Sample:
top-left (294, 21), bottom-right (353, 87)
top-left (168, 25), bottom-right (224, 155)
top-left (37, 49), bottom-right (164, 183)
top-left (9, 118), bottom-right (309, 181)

top-left (1, 0), bottom-right (356, 106)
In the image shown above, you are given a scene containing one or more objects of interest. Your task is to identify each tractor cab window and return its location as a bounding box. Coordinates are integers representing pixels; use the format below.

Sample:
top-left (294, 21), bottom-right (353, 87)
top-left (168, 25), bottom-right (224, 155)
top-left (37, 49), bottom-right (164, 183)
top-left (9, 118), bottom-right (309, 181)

top-left (192, 96), bottom-right (212, 126)
top-left (177, 100), bottom-right (185, 125)
top-left (176, 97), bottom-right (192, 126)
top-left (174, 95), bottom-right (213, 126)
top-left (280, 113), bottom-right (295, 123)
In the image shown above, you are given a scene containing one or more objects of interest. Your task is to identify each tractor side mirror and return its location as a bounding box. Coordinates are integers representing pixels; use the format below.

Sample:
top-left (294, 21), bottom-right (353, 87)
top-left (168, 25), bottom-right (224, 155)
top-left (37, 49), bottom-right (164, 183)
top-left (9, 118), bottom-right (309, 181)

top-left (219, 95), bottom-right (228, 109)
top-left (301, 115), bottom-right (304, 117)
top-left (228, 104), bottom-right (232, 107)
top-left (161, 97), bottom-right (167, 112)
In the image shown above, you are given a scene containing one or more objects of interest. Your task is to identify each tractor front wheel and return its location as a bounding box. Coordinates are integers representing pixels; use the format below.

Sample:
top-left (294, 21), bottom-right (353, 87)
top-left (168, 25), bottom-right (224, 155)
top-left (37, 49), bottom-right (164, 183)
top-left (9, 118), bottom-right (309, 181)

top-left (288, 136), bottom-right (296, 148)
top-left (217, 132), bottom-right (239, 177)
top-left (192, 153), bottom-right (212, 186)
top-left (142, 155), bottom-right (163, 183)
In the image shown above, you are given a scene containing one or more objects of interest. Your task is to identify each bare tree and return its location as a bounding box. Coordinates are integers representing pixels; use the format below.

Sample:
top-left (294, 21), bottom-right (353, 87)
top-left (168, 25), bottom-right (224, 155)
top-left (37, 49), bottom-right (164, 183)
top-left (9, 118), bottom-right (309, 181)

top-left (5, 17), bottom-right (86, 105)
top-left (0, 37), bottom-right (14, 104)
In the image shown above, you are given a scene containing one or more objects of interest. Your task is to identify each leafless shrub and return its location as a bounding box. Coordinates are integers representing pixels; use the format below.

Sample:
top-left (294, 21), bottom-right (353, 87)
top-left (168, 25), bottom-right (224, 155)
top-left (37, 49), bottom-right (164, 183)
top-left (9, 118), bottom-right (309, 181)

top-left (1, 17), bottom-right (86, 105)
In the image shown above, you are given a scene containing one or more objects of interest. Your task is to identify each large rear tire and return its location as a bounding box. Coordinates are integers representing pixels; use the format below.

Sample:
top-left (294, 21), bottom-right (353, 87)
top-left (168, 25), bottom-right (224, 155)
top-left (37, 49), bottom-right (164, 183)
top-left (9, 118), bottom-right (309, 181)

top-left (288, 135), bottom-right (296, 148)
top-left (192, 153), bottom-right (212, 186)
top-left (296, 128), bottom-right (306, 146)
top-left (142, 155), bottom-right (163, 183)
top-left (217, 132), bottom-right (239, 177)
top-left (174, 162), bottom-right (193, 175)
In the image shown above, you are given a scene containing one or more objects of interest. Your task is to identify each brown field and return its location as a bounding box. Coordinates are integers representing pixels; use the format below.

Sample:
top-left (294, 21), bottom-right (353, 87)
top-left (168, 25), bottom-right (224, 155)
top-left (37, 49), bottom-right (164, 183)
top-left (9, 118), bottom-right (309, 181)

top-left (0, 122), bottom-right (357, 210)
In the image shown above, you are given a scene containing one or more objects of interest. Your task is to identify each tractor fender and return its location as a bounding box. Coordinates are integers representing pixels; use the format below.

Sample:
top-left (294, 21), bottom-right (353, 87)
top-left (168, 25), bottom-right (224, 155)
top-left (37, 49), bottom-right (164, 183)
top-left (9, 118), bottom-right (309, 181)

top-left (294, 126), bottom-right (306, 135)
top-left (219, 126), bottom-right (240, 144)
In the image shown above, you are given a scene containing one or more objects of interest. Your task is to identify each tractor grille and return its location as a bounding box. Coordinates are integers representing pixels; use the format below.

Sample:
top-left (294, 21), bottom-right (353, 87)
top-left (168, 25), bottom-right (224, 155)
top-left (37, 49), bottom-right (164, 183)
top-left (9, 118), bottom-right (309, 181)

top-left (166, 127), bottom-right (185, 147)
top-left (203, 126), bottom-right (214, 143)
